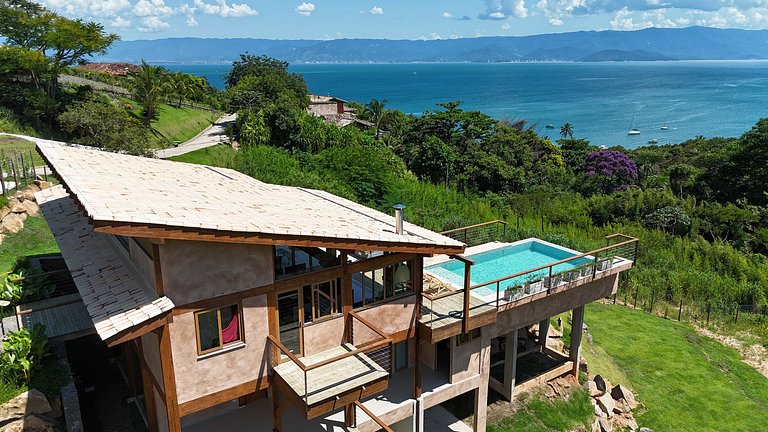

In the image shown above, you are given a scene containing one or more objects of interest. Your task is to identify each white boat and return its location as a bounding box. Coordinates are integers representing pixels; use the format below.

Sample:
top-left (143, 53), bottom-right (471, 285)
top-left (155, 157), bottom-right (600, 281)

top-left (627, 111), bottom-right (640, 135)
top-left (648, 138), bottom-right (658, 144)
top-left (545, 124), bottom-right (555, 129)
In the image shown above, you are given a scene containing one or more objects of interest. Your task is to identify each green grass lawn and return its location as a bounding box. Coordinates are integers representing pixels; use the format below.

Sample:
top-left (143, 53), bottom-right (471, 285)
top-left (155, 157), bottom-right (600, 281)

top-left (168, 144), bottom-right (237, 166)
top-left (0, 214), bottom-right (59, 274)
top-left (585, 303), bottom-right (768, 431)
top-left (488, 389), bottom-right (594, 432)
top-left (151, 104), bottom-right (220, 146)
top-left (0, 136), bottom-right (46, 167)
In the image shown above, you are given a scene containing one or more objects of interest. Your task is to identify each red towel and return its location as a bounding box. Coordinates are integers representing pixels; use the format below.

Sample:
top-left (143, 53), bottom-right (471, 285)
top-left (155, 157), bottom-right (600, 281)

top-left (222, 312), bottom-right (239, 343)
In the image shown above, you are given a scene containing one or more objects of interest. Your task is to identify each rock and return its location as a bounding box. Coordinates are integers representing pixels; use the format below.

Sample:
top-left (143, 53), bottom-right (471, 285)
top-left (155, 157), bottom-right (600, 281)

top-left (613, 398), bottom-right (629, 414)
top-left (639, 428), bottom-right (653, 432)
top-left (597, 417), bottom-right (613, 432)
top-left (0, 390), bottom-right (52, 419)
top-left (34, 179), bottom-right (51, 190)
top-left (585, 380), bottom-right (602, 397)
top-left (594, 403), bottom-right (605, 418)
top-left (3, 413), bottom-right (58, 432)
top-left (49, 396), bottom-right (62, 418)
top-left (21, 185), bottom-right (40, 201)
top-left (2, 212), bottom-right (27, 234)
top-left (597, 393), bottom-right (616, 418)
top-left (611, 384), bottom-right (638, 409)
top-left (8, 198), bottom-right (26, 213)
top-left (0, 205), bottom-right (10, 220)
top-left (22, 199), bottom-right (40, 216)
top-left (626, 417), bottom-right (639, 431)
top-left (594, 375), bottom-right (607, 394)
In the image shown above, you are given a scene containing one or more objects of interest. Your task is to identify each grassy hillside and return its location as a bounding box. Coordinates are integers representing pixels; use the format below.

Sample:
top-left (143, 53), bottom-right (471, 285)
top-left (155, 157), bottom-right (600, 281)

top-left (122, 99), bottom-right (220, 148)
top-left (0, 215), bottom-right (59, 274)
top-left (584, 303), bottom-right (768, 431)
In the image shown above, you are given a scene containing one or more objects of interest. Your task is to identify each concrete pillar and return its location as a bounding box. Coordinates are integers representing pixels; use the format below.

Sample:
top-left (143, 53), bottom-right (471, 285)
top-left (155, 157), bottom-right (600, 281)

top-left (569, 306), bottom-right (585, 377)
top-left (473, 330), bottom-right (491, 431)
top-left (415, 398), bottom-right (424, 432)
top-left (503, 328), bottom-right (518, 400)
top-left (538, 318), bottom-right (549, 348)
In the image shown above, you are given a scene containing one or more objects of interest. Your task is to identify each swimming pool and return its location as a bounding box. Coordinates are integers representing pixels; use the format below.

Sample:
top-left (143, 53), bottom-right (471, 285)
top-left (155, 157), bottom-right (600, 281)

top-left (425, 239), bottom-right (592, 297)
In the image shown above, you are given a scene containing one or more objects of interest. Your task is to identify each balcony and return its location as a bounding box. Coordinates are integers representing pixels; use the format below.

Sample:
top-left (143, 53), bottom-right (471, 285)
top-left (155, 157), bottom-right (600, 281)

top-left (420, 222), bottom-right (639, 343)
top-left (268, 312), bottom-right (392, 422)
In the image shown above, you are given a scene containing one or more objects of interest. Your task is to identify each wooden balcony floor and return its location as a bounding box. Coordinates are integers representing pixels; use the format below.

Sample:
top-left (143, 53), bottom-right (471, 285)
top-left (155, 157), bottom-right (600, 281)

top-left (273, 343), bottom-right (388, 406)
top-left (420, 292), bottom-right (497, 337)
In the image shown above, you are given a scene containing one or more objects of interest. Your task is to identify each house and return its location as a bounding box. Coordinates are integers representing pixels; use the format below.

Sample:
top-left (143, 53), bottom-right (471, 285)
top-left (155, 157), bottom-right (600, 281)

top-left (307, 95), bottom-right (374, 132)
top-left (35, 142), bottom-right (637, 432)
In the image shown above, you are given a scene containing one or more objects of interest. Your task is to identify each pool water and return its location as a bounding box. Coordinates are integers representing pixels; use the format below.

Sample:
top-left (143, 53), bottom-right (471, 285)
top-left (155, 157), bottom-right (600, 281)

top-left (426, 240), bottom-right (592, 297)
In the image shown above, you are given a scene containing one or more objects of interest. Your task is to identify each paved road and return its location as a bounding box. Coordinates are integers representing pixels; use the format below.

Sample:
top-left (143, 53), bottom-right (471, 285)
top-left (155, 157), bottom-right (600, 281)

top-left (155, 113), bottom-right (237, 159)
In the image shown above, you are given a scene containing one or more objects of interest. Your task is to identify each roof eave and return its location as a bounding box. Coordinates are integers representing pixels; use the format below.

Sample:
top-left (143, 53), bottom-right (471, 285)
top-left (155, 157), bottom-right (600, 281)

top-left (92, 221), bottom-right (466, 256)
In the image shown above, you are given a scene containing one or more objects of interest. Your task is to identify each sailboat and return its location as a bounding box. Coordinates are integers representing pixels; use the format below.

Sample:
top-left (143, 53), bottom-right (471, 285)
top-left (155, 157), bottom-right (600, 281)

top-left (627, 111), bottom-right (640, 135)
top-left (660, 115), bottom-right (669, 131)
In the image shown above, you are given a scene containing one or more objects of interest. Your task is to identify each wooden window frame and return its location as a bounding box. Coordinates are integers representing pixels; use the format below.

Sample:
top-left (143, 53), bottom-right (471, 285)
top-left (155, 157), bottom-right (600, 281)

top-left (194, 302), bottom-right (245, 357)
top-left (353, 260), bottom-right (415, 310)
top-left (306, 279), bottom-right (341, 323)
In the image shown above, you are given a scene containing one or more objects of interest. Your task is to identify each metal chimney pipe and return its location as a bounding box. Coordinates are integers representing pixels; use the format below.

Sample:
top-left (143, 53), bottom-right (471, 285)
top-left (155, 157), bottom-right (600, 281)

top-left (393, 204), bottom-right (405, 235)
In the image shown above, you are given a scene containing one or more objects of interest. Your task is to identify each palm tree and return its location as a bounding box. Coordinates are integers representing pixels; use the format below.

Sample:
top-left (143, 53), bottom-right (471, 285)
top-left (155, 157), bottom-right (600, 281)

top-left (169, 72), bottom-right (192, 108)
top-left (365, 98), bottom-right (388, 140)
top-left (128, 60), bottom-right (169, 126)
top-left (560, 122), bottom-right (574, 139)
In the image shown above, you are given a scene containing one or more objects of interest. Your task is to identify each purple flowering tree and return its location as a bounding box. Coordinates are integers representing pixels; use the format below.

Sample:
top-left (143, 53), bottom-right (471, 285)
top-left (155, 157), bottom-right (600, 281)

top-left (582, 150), bottom-right (638, 193)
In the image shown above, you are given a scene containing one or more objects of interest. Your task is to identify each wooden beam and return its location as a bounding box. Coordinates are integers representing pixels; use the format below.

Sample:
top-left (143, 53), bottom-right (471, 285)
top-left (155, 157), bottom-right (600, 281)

top-left (414, 257), bottom-right (423, 399)
top-left (178, 376), bottom-right (269, 416)
top-left (305, 378), bottom-right (388, 420)
top-left (92, 222), bottom-right (464, 256)
top-left (151, 243), bottom-right (164, 296)
top-left (463, 260), bottom-right (471, 334)
top-left (105, 313), bottom-right (170, 348)
top-left (138, 338), bottom-right (159, 432)
top-left (158, 324), bottom-right (181, 432)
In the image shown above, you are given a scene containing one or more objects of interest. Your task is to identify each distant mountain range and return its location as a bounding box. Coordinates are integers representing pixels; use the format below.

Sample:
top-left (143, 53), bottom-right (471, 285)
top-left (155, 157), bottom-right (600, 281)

top-left (98, 27), bottom-right (768, 64)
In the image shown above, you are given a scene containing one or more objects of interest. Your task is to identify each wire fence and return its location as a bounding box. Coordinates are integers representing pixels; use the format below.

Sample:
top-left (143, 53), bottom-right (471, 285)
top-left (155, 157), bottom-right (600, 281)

top-left (1, 149), bottom-right (49, 197)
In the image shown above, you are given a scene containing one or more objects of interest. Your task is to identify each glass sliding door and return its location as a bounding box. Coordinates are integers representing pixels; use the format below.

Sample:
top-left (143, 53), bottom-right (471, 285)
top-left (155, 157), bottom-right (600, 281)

top-left (277, 289), bottom-right (302, 356)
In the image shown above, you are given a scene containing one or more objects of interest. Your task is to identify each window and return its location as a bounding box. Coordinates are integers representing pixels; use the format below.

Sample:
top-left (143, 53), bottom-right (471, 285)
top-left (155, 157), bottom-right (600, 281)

top-left (352, 260), bottom-right (414, 308)
top-left (195, 304), bottom-right (243, 356)
top-left (275, 246), bottom-right (341, 279)
top-left (456, 328), bottom-right (481, 346)
top-left (302, 279), bottom-right (342, 323)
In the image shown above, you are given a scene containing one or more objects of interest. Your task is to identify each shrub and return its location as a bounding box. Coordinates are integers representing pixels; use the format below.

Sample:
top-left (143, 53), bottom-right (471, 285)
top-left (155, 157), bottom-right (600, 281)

top-left (1, 325), bottom-right (48, 384)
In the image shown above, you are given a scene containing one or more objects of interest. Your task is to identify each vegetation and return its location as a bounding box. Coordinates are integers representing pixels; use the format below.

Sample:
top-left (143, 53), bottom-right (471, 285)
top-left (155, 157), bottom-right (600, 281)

top-left (487, 389), bottom-right (593, 432)
top-left (148, 103), bottom-right (219, 145)
top-left (0, 215), bottom-right (59, 274)
top-left (585, 303), bottom-right (768, 431)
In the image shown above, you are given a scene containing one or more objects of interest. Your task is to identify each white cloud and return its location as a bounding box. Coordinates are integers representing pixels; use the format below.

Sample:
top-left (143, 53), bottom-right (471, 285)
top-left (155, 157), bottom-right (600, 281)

top-left (137, 15), bottom-right (170, 32)
top-left (479, 0), bottom-right (529, 19)
top-left (193, 0), bottom-right (258, 17)
top-left (133, 0), bottom-right (173, 17)
top-left (443, 11), bottom-right (452, 18)
top-left (295, 2), bottom-right (315, 16)
top-left (502, 22), bottom-right (511, 29)
top-left (41, 0), bottom-right (131, 18)
top-left (186, 15), bottom-right (198, 26)
top-left (609, 7), bottom-right (653, 30)
top-left (110, 15), bottom-right (131, 27)
top-left (370, 6), bottom-right (384, 15)
top-left (549, 17), bottom-right (564, 25)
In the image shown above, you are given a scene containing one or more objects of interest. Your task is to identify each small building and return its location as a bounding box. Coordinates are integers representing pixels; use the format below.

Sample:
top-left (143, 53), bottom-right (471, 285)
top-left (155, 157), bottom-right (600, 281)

top-left (35, 142), bottom-right (637, 432)
top-left (308, 95), bottom-right (348, 117)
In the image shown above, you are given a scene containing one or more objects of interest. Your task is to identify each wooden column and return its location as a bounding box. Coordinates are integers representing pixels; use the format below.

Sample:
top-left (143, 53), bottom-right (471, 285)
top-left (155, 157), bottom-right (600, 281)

top-left (344, 403), bottom-right (356, 428)
top-left (413, 257), bottom-right (423, 399)
top-left (569, 306), bottom-right (585, 377)
top-left (138, 338), bottom-right (159, 432)
top-left (503, 328), bottom-right (518, 401)
top-left (151, 243), bottom-right (165, 296)
top-left (538, 318), bottom-right (549, 349)
top-left (159, 323), bottom-right (181, 432)
top-left (462, 260), bottom-right (471, 334)
top-left (270, 387), bottom-right (282, 432)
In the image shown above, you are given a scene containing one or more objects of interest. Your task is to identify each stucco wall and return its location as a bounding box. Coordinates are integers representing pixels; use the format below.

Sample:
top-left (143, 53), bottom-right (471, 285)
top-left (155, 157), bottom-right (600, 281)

top-left (488, 273), bottom-right (619, 339)
top-left (420, 341), bottom-right (436, 370)
top-left (170, 294), bottom-right (270, 404)
top-left (302, 295), bottom-right (418, 356)
top-left (129, 238), bottom-right (155, 289)
top-left (159, 240), bottom-right (273, 306)
top-left (451, 336), bottom-right (482, 383)
top-left (141, 332), bottom-right (163, 387)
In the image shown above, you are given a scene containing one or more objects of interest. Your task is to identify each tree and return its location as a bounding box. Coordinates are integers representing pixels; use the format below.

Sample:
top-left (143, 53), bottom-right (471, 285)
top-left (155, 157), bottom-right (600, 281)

top-left (128, 60), bottom-right (168, 126)
top-left (728, 118), bottom-right (768, 205)
top-left (560, 122), bottom-right (573, 139)
top-left (668, 163), bottom-right (700, 197)
top-left (58, 98), bottom-right (151, 156)
top-left (581, 150), bottom-right (638, 194)
top-left (168, 72), bottom-right (191, 107)
top-left (364, 98), bottom-right (388, 140)
top-left (0, 0), bottom-right (118, 98)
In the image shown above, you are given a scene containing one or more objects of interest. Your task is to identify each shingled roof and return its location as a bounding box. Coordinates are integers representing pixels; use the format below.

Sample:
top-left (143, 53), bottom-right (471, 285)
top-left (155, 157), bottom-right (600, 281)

top-left (36, 142), bottom-right (464, 254)
top-left (36, 185), bottom-right (174, 342)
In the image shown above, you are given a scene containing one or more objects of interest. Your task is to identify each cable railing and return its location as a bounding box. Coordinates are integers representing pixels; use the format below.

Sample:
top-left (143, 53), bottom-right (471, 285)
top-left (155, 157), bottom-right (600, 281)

top-left (441, 220), bottom-right (508, 247)
top-left (354, 400), bottom-right (394, 432)
top-left (267, 311), bottom-right (392, 404)
top-left (421, 233), bottom-right (639, 331)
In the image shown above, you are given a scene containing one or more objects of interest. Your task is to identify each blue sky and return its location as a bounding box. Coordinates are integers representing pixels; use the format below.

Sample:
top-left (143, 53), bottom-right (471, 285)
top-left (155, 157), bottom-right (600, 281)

top-left (41, 0), bottom-right (768, 40)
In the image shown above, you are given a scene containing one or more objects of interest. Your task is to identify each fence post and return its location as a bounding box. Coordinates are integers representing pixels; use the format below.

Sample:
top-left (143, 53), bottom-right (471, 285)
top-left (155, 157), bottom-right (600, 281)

top-left (678, 299), bottom-right (683, 321)
top-left (29, 150), bottom-right (35, 180)
top-left (634, 288), bottom-right (638, 309)
top-left (649, 291), bottom-right (655, 314)
top-left (735, 305), bottom-right (739, 323)
top-left (0, 159), bottom-right (5, 197)
top-left (706, 304), bottom-right (711, 325)
top-left (613, 293), bottom-right (617, 304)
top-left (9, 158), bottom-right (18, 191)
top-left (19, 153), bottom-right (27, 187)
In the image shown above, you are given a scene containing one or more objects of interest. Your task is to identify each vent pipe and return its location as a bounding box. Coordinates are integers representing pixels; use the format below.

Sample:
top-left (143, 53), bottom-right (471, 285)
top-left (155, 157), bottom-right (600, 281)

top-left (393, 204), bottom-right (406, 235)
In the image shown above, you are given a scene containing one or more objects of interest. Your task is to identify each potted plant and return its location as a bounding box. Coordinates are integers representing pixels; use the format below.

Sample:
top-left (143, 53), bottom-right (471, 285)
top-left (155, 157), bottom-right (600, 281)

top-left (580, 263), bottom-right (594, 277)
top-left (597, 257), bottom-right (613, 271)
top-left (525, 275), bottom-right (544, 294)
top-left (563, 268), bottom-right (579, 282)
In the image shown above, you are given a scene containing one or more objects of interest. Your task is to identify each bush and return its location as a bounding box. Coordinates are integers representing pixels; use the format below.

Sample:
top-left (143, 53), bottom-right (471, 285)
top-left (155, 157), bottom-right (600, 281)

top-left (1, 325), bottom-right (48, 384)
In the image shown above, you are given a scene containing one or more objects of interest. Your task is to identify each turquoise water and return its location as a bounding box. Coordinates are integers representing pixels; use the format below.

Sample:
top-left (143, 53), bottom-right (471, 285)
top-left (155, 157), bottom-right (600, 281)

top-left (426, 240), bottom-right (591, 297)
top-left (167, 61), bottom-right (768, 148)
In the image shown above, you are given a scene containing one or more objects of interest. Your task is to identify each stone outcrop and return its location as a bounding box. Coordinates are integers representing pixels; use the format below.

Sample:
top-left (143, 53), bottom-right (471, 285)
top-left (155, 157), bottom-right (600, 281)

top-left (586, 374), bottom-right (647, 432)
top-left (0, 389), bottom-right (63, 432)
top-left (0, 179), bottom-right (50, 241)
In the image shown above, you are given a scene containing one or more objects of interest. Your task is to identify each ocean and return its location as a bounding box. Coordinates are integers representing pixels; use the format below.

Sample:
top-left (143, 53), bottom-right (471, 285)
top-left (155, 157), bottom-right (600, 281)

top-left (166, 61), bottom-right (768, 149)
